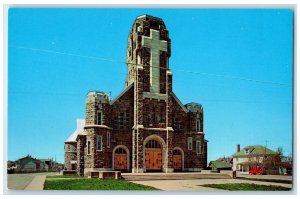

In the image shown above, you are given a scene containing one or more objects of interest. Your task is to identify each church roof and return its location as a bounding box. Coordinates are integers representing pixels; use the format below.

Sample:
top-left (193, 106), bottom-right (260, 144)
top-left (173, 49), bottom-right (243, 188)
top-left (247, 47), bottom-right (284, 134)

top-left (65, 119), bottom-right (85, 143)
top-left (171, 92), bottom-right (188, 113)
top-left (111, 83), bottom-right (133, 105)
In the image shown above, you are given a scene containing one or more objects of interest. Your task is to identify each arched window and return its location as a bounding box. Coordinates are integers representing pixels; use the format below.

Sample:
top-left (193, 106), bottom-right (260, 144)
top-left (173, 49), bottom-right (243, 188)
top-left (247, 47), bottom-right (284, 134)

top-left (173, 149), bottom-right (181, 155)
top-left (196, 113), bottom-right (200, 132)
top-left (145, 140), bottom-right (161, 149)
top-left (97, 110), bottom-right (102, 125)
top-left (115, 147), bottom-right (127, 154)
top-left (87, 141), bottom-right (91, 155)
top-left (196, 140), bottom-right (201, 154)
top-left (96, 135), bottom-right (102, 151)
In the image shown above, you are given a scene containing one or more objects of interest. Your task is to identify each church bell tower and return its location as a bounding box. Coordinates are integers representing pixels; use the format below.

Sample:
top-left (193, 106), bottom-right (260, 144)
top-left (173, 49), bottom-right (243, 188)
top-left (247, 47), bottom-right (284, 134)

top-left (126, 15), bottom-right (175, 173)
top-left (126, 14), bottom-right (172, 94)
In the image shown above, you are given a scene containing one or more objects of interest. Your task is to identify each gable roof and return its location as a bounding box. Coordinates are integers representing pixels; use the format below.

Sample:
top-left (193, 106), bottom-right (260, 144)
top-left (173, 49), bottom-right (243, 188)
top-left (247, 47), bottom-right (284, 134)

top-left (209, 161), bottom-right (232, 169)
top-left (171, 92), bottom-right (188, 113)
top-left (15, 155), bottom-right (35, 162)
top-left (216, 157), bottom-right (233, 163)
top-left (65, 119), bottom-right (85, 143)
top-left (111, 83), bottom-right (133, 105)
top-left (233, 145), bottom-right (277, 157)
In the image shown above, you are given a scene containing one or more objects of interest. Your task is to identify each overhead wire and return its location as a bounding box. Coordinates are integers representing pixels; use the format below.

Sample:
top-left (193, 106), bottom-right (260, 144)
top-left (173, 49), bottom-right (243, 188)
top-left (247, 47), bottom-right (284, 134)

top-left (9, 45), bottom-right (292, 87)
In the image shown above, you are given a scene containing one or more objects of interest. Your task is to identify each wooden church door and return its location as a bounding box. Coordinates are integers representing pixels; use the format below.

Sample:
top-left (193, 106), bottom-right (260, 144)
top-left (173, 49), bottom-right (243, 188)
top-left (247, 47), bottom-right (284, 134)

top-left (173, 149), bottom-right (182, 171)
top-left (145, 140), bottom-right (162, 171)
top-left (114, 148), bottom-right (127, 171)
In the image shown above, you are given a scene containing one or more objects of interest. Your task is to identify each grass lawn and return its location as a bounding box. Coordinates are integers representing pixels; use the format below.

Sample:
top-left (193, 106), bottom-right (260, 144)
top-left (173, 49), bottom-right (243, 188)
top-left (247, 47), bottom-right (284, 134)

top-left (201, 183), bottom-right (291, 191)
top-left (44, 178), bottom-right (159, 190)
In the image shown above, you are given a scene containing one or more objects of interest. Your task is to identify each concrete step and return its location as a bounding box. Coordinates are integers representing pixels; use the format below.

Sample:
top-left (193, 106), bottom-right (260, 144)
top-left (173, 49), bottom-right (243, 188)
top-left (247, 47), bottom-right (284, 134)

top-left (122, 173), bottom-right (231, 181)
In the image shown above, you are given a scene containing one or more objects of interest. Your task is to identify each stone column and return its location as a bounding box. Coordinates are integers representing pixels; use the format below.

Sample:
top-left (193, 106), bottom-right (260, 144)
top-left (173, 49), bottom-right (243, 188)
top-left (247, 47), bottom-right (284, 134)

top-left (165, 70), bottom-right (174, 172)
top-left (132, 66), bottom-right (144, 173)
top-left (77, 135), bottom-right (86, 176)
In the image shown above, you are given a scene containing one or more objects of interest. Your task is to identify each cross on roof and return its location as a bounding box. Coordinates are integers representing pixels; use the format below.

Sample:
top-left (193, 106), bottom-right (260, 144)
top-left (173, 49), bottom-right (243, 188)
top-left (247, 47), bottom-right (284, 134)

top-left (142, 29), bottom-right (168, 93)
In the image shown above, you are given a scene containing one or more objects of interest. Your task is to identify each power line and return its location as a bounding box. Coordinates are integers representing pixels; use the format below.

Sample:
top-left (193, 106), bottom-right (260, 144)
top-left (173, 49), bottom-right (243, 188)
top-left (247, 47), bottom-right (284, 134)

top-left (9, 45), bottom-right (125, 64)
top-left (8, 90), bottom-right (292, 105)
top-left (9, 45), bottom-right (292, 87)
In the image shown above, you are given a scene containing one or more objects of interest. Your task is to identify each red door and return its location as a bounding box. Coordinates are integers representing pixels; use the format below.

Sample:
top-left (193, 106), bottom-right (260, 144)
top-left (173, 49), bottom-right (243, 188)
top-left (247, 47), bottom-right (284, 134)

top-left (114, 148), bottom-right (127, 171)
top-left (145, 140), bottom-right (162, 171)
top-left (173, 149), bottom-right (182, 171)
top-left (145, 148), bottom-right (162, 170)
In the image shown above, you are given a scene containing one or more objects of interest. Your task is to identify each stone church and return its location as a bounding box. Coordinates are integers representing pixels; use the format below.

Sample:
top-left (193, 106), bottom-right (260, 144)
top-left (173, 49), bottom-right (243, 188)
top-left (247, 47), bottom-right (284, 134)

top-left (64, 15), bottom-right (207, 175)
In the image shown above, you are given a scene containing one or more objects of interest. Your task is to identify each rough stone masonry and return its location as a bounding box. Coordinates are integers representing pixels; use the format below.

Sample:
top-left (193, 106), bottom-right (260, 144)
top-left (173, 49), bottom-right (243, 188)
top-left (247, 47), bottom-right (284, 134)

top-left (64, 14), bottom-right (207, 176)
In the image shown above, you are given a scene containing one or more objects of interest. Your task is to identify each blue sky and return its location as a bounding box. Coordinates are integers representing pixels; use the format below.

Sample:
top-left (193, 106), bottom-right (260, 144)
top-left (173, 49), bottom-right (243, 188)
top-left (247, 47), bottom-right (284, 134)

top-left (8, 8), bottom-right (293, 163)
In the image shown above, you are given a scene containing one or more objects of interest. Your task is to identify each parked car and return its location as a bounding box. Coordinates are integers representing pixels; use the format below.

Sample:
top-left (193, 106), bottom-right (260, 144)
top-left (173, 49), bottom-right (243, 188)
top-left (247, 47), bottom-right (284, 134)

top-left (249, 168), bottom-right (265, 175)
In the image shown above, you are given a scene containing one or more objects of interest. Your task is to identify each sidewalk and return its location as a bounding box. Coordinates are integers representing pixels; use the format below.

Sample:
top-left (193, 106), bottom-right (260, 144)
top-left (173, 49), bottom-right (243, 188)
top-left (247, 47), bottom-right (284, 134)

top-left (122, 172), bottom-right (231, 181)
top-left (130, 178), bottom-right (293, 191)
top-left (24, 175), bottom-right (46, 190)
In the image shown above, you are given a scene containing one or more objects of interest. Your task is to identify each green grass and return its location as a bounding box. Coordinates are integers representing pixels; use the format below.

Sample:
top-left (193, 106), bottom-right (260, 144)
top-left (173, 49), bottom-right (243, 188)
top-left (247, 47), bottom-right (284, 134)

top-left (237, 177), bottom-right (292, 184)
top-left (201, 183), bottom-right (291, 191)
top-left (44, 179), bottom-right (159, 190)
top-left (46, 175), bottom-right (81, 179)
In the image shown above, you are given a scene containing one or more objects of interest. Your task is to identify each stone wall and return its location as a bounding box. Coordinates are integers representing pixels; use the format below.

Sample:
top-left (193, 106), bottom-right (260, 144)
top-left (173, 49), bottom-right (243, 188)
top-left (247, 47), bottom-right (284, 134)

top-left (64, 142), bottom-right (77, 170)
top-left (77, 135), bottom-right (86, 176)
top-left (75, 15), bottom-right (208, 174)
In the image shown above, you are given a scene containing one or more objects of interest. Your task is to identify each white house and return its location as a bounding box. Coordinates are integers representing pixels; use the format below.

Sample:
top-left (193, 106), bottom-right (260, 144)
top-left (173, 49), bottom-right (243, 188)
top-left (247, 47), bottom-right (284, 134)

top-left (232, 144), bottom-right (279, 174)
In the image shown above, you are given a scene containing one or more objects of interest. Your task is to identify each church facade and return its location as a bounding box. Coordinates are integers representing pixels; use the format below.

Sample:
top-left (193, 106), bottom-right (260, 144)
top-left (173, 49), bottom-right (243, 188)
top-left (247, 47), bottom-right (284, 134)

top-left (64, 15), bottom-right (207, 175)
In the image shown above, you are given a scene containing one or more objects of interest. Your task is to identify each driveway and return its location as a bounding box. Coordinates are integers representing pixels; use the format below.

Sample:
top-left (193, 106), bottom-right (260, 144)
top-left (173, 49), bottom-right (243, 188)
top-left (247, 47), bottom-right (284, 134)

top-left (7, 172), bottom-right (56, 190)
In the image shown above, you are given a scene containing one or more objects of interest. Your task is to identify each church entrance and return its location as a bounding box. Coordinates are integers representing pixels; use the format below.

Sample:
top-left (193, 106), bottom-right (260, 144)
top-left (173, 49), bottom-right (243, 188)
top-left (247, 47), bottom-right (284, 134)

top-left (173, 149), bottom-right (183, 171)
top-left (71, 163), bottom-right (76, 170)
top-left (145, 139), bottom-right (162, 171)
top-left (114, 147), bottom-right (127, 171)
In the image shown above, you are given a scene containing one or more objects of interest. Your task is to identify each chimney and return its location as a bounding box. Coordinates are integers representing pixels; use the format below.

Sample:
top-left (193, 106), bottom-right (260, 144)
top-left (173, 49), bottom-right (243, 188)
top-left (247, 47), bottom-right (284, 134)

top-left (237, 144), bottom-right (240, 152)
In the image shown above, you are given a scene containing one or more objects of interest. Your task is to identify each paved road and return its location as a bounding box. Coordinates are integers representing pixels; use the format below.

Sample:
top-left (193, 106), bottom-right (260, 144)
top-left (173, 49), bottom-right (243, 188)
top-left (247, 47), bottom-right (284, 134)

top-left (7, 172), bottom-right (56, 190)
top-left (130, 178), bottom-right (293, 191)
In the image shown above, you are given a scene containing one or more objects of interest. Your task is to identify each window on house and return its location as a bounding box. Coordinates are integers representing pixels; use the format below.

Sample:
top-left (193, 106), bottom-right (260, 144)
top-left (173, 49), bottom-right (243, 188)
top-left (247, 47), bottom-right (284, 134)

top-left (245, 149), bottom-right (249, 154)
top-left (196, 113), bottom-right (200, 132)
top-left (87, 141), bottom-right (91, 155)
top-left (196, 141), bottom-right (201, 154)
top-left (188, 137), bottom-right (193, 150)
top-left (97, 111), bottom-right (102, 125)
top-left (107, 132), bottom-right (110, 148)
top-left (96, 135), bottom-right (102, 151)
